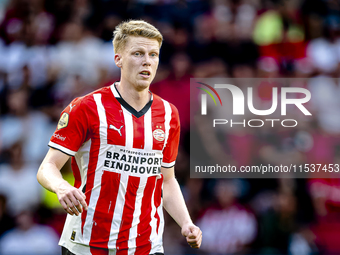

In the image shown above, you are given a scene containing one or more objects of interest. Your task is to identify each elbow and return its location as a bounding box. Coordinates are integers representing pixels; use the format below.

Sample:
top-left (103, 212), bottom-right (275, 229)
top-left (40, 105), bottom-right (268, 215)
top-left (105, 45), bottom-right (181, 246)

top-left (36, 169), bottom-right (41, 185)
top-left (36, 165), bottom-right (44, 185)
top-left (163, 175), bottom-right (177, 186)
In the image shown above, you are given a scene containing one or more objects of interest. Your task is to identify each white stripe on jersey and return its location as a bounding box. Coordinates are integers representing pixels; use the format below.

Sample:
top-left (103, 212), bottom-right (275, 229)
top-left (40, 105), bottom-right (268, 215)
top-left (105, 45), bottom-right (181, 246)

top-left (111, 83), bottom-right (120, 97)
top-left (123, 107), bottom-right (133, 149)
top-left (74, 139), bottom-right (92, 242)
top-left (48, 141), bottom-right (77, 156)
top-left (83, 94), bottom-right (108, 244)
top-left (128, 247), bottom-right (136, 255)
top-left (162, 99), bottom-right (172, 151)
top-left (127, 178), bottom-right (147, 253)
top-left (108, 172), bottom-right (128, 248)
top-left (144, 109), bottom-right (153, 151)
top-left (148, 178), bottom-right (158, 252)
top-left (161, 161), bottom-right (175, 168)
top-left (74, 139), bottom-right (92, 190)
top-left (108, 108), bottom-right (133, 248)
top-left (161, 100), bottom-right (173, 168)
top-left (153, 195), bottom-right (164, 253)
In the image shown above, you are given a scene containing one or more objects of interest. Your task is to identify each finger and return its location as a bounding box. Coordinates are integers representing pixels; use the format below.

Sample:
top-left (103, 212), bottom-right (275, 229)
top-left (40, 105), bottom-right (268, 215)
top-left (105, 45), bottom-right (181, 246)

top-left (187, 231), bottom-right (202, 245)
top-left (196, 230), bottom-right (202, 241)
top-left (74, 191), bottom-right (88, 208)
top-left (64, 197), bottom-right (79, 216)
top-left (189, 242), bottom-right (200, 249)
top-left (191, 244), bottom-right (199, 249)
top-left (187, 230), bottom-right (199, 240)
top-left (187, 239), bottom-right (199, 244)
top-left (190, 227), bottom-right (200, 236)
top-left (197, 234), bottom-right (202, 248)
top-left (190, 236), bottom-right (202, 249)
top-left (65, 207), bottom-right (75, 215)
top-left (68, 194), bottom-right (83, 214)
top-left (188, 233), bottom-right (196, 239)
top-left (75, 191), bottom-right (88, 210)
top-left (60, 200), bottom-right (74, 215)
top-left (81, 191), bottom-right (86, 199)
top-left (182, 229), bottom-right (190, 237)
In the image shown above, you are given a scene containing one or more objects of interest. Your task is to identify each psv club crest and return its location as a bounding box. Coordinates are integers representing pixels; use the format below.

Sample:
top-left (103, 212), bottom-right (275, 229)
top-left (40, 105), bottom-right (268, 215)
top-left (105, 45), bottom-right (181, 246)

top-left (153, 128), bottom-right (165, 142)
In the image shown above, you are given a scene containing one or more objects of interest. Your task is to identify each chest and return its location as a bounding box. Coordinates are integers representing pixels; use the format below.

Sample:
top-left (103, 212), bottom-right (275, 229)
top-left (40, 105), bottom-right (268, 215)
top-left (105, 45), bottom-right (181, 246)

top-left (90, 104), bottom-right (169, 152)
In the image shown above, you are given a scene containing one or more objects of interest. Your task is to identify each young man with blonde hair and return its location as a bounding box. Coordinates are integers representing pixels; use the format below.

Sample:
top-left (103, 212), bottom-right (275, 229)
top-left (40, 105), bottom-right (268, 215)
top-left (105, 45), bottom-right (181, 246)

top-left (37, 20), bottom-right (202, 255)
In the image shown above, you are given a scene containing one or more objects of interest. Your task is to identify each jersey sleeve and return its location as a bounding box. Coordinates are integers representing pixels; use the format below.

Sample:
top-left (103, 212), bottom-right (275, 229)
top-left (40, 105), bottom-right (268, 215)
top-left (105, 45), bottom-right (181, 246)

top-left (49, 97), bottom-right (89, 156)
top-left (162, 104), bottom-right (180, 168)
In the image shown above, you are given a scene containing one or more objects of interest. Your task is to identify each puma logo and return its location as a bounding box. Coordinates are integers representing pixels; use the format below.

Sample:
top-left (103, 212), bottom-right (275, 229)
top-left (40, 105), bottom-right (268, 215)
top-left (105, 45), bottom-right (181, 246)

top-left (109, 124), bottom-right (123, 136)
top-left (69, 104), bottom-right (75, 112)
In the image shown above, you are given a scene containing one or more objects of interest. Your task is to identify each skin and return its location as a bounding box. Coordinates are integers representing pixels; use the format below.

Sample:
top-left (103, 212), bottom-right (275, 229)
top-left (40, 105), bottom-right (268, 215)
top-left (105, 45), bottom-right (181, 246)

top-left (37, 35), bottom-right (202, 249)
top-left (162, 166), bottom-right (203, 249)
top-left (37, 148), bottom-right (87, 216)
top-left (114, 36), bottom-right (160, 111)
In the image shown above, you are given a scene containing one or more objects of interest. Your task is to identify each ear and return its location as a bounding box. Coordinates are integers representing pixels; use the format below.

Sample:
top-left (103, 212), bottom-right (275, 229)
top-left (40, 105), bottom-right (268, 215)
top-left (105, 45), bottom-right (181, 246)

top-left (114, 54), bottom-right (122, 68)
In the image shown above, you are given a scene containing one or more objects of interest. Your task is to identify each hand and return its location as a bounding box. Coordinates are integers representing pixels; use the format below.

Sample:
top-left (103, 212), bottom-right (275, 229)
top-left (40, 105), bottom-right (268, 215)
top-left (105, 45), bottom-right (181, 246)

top-left (56, 181), bottom-right (88, 216)
top-left (181, 223), bottom-right (202, 249)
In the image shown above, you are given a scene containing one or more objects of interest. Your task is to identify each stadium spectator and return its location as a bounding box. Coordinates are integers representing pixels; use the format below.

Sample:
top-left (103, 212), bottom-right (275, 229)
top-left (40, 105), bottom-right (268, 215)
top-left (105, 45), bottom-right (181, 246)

top-left (0, 142), bottom-right (42, 216)
top-left (0, 210), bottom-right (60, 255)
top-left (197, 180), bottom-right (257, 254)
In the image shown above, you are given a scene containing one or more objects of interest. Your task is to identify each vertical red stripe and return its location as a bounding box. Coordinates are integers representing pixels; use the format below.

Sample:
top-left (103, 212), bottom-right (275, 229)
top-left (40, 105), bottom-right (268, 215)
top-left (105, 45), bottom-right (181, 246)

top-left (151, 96), bottom-right (166, 151)
top-left (154, 175), bottom-right (163, 234)
top-left (90, 247), bottom-right (109, 255)
top-left (103, 93), bottom-right (126, 146)
top-left (71, 158), bottom-right (81, 188)
top-left (133, 115), bottom-right (145, 149)
top-left (89, 171), bottom-right (121, 248)
top-left (134, 243), bottom-right (153, 255)
top-left (135, 176), bottom-right (157, 255)
top-left (116, 176), bottom-right (140, 254)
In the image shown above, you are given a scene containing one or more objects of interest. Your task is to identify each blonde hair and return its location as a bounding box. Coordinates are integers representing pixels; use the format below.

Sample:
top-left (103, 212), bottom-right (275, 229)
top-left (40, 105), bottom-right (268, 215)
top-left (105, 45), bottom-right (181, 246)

top-left (113, 20), bottom-right (163, 54)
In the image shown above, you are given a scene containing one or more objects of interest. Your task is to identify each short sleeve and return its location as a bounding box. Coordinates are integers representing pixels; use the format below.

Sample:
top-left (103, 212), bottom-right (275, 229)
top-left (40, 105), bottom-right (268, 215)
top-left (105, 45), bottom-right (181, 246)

top-left (162, 104), bottom-right (180, 168)
top-left (49, 97), bottom-right (89, 156)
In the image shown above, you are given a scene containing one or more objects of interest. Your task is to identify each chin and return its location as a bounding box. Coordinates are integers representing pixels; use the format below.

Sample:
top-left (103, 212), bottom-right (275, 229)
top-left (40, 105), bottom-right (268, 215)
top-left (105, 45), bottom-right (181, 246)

top-left (136, 80), bottom-right (151, 91)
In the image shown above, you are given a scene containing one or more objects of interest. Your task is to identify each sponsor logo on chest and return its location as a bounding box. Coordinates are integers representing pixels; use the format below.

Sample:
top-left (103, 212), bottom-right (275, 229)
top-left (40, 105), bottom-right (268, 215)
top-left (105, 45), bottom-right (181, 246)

top-left (103, 148), bottom-right (163, 176)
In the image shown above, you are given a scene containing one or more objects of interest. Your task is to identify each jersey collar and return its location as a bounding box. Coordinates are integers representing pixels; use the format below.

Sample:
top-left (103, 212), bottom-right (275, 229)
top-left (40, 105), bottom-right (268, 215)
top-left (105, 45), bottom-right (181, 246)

top-left (110, 82), bottom-right (153, 118)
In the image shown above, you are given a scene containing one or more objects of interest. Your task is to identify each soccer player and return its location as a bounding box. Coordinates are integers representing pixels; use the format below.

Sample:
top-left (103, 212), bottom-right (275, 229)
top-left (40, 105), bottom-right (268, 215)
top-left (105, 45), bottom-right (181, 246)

top-left (37, 20), bottom-right (202, 255)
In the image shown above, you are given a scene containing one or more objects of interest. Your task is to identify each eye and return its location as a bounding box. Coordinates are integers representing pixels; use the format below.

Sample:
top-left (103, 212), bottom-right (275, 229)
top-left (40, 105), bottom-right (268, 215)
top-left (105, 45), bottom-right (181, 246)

top-left (134, 52), bottom-right (141, 56)
top-left (150, 53), bottom-right (158, 57)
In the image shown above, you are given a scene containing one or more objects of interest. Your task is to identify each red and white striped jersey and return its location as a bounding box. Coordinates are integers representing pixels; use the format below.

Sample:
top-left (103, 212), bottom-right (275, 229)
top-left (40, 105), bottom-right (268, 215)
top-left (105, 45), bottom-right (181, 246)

top-left (49, 83), bottom-right (180, 255)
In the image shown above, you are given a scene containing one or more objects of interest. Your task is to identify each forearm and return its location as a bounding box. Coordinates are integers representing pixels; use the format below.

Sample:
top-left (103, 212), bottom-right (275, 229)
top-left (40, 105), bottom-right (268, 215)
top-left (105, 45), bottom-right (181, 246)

top-left (37, 148), bottom-right (87, 215)
top-left (161, 167), bottom-right (202, 248)
top-left (37, 148), bottom-right (70, 193)
top-left (37, 162), bottom-right (67, 193)
top-left (163, 177), bottom-right (192, 227)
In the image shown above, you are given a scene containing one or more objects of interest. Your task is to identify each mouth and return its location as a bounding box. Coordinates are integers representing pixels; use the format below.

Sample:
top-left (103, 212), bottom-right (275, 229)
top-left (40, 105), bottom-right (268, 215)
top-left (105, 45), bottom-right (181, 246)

top-left (139, 71), bottom-right (151, 78)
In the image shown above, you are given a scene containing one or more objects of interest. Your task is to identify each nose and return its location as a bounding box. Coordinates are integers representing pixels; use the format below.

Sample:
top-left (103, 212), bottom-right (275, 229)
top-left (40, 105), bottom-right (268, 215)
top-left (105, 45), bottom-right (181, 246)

top-left (143, 54), bottom-right (151, 66)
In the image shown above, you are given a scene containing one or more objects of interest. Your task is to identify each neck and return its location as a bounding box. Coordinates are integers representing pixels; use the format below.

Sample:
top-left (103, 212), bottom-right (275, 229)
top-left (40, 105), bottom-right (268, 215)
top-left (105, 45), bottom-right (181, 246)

top-left (116, 81), bottom-right (150, 111)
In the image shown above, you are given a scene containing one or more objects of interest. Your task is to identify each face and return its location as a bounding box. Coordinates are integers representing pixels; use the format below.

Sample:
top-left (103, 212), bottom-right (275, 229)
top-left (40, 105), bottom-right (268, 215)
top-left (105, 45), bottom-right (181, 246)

top-left (115, 36), bottom-right (160, 91)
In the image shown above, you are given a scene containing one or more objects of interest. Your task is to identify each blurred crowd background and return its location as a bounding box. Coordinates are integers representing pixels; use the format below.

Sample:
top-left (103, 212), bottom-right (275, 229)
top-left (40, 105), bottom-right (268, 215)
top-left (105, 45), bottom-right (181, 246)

top-left (0, 0), bottom-right (340, 254)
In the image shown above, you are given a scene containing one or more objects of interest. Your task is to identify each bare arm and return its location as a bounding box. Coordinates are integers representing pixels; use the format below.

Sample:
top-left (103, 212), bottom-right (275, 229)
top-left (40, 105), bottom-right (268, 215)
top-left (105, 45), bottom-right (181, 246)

top-left (162, 166), bottom-right (202, 249)
top-left (37, 148), bottom-right (87, 216)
